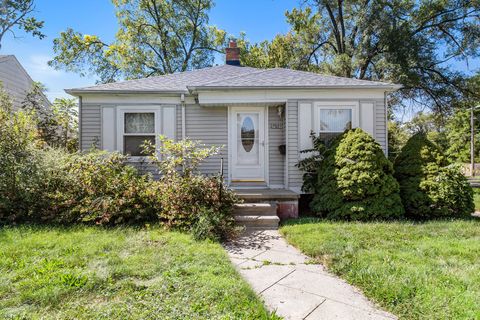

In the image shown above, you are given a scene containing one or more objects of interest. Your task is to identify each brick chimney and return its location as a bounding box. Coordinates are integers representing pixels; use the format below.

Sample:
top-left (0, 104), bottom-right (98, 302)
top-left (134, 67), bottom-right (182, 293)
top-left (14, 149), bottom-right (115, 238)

top-left (225, 39), bottom-right (240, 66)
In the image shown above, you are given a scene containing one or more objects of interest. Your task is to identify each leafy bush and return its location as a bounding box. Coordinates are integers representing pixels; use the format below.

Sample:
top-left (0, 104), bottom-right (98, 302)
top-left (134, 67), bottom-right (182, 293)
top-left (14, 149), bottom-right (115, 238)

top-left (310, 128), bottom-right (404, 220)
top-left (51, 151), bottom-right (160, 225)
top-left (296, 132), bottom-right (328, 193)
top-left (394, 133), bottom-right (474, 219)
top-left (0, 91), bottom-right (47, 222)
top-left (144, 136), bottom-right (237, 240)
top-left (1, 86), bottom-right (236, 240)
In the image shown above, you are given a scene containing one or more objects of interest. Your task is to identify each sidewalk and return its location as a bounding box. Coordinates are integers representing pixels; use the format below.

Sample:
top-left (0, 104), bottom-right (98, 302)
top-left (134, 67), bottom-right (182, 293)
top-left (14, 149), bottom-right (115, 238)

top-left (224, 230), bottom-right (397, 320)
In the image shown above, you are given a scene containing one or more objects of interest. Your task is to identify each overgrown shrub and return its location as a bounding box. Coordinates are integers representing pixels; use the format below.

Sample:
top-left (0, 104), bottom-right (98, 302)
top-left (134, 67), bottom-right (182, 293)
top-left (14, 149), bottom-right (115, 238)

top-left (144, 137), bottom-right (237, 240)
top-left (52, 151), bottom-right (160, 225)
top-left (310, 128), bottom-right (404, 220)
top-left (394, 133), bottom-right (474, 219)
top-left (0, 92), bottom-right (48, 222)
top-left (296, 132), bottom-right (328, 193)
top-left (1, 87), bottom-right (236, 240)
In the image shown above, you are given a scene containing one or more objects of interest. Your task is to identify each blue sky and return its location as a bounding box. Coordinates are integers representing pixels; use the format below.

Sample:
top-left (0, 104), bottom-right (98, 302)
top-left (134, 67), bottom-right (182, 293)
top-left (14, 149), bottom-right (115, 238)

top-left (1, 0), bottom-right (294, 101)
top-left (1, 0), bottom-right (478, 102)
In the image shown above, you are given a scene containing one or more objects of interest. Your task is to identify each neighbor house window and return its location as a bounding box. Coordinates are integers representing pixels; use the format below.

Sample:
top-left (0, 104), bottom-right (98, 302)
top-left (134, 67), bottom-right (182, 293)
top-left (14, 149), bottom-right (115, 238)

top-left (123, 112), bottom-right (156, 156)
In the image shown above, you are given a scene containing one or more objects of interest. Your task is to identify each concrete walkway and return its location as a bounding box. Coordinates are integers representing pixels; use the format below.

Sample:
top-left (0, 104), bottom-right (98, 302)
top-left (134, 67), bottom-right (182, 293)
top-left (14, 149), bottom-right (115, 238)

top-left (224, 230), bottom-right (396, 320)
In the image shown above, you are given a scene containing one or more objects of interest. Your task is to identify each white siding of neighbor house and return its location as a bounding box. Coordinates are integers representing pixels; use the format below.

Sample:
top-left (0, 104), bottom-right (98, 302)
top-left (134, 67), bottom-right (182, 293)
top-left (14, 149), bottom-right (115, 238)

top-left (0, 55), bottom-right (50, 111)
top-left (268, 105), bottom-right (285, 187)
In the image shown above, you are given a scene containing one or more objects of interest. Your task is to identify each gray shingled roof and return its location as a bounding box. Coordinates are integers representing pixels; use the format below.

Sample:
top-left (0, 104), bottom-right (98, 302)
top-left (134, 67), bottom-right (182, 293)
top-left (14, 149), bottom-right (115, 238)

top-left (66, 65), bottom-right (399, 94)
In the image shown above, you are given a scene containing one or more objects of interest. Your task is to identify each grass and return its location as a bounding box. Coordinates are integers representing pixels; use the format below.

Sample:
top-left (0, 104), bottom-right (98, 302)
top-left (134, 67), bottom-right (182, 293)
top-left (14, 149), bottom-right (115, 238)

top-left (0, 225), bottom-right (277, 319)
top-left (280, 218), bottom-right (480, 320)
top-left (473, 188), bottom-right (480, 210)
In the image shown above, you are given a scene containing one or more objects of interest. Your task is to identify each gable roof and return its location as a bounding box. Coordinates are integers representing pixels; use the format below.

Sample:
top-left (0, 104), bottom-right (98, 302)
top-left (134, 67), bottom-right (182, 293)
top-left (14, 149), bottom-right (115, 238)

top-left (65, 65), bottom-right (400, 95)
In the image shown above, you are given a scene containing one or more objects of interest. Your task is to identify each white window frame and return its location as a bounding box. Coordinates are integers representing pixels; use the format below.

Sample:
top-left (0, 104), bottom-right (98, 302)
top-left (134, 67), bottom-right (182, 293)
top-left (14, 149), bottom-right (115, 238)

top-left (313, 101), bottom-right (359, 136)
top-left (116, 106), bottom-right (162, 161)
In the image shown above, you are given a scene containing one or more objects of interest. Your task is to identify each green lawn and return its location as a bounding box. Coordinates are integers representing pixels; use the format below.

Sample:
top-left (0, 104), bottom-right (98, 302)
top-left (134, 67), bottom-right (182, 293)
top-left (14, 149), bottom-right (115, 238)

top-left (0, 225), bottom-right (276, 319)
top-left (280, 219), bottom-right (480, 320)
top-left (473, 188), bottom-right (480, 211)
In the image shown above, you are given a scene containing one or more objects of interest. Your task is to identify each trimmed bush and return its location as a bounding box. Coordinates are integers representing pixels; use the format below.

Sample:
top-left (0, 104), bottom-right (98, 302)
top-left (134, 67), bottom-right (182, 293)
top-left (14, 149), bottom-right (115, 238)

top-left (310, 128), bottom-right (404, 220)
top-left (394, 133), bottom-right (474, 219)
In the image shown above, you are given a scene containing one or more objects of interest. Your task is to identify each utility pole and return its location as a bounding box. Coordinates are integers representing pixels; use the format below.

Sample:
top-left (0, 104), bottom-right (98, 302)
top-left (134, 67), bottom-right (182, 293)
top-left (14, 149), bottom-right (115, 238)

top-left (471, 105), bottom-right (475, 176)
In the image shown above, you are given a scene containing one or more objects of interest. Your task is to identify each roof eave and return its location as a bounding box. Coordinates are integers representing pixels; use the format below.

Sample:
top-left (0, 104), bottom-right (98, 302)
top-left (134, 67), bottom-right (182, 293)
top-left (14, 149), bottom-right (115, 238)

top-left (64, 89), bottom-right (189, 96)
top-left (188, 84), bottom-right (402, 93)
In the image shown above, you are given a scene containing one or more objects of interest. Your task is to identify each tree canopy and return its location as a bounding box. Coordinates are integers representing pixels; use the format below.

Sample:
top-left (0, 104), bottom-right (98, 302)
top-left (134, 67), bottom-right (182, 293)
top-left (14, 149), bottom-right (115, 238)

top-left (240, 0), bottom-right (480, 113)
top-left (0, 0), bottom-right (45, 50)
top-left (49, 0), bottom-right (227, 83)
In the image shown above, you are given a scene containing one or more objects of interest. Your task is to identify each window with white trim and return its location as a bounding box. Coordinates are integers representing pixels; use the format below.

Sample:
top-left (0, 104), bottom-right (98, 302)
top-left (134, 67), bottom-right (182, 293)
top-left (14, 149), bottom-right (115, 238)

top-left (123, 112), bottom-right (156, 156)
top-left (313, 102), bottom-right (359, 146)
top-left (318, 108), bottom-right (352, 145)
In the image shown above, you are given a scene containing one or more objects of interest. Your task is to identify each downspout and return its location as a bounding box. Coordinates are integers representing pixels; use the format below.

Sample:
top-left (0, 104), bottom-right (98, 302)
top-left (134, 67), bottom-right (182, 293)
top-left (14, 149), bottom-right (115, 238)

top-left (181, 93), bottom-right (186, 140)
top-left (384, 91), bottom-right (389, 156)
top-left (78, 95), bottom-right (82, 152)
top-left (285, 101), bottom-right (289, 189)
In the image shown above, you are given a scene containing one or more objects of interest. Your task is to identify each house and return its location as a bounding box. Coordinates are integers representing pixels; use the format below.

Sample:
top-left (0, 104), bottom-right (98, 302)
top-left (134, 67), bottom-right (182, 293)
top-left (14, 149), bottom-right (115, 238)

top-left (0, 55), bottom-right (51, 111)
top-left (66, 40), bottom-right (400, 220)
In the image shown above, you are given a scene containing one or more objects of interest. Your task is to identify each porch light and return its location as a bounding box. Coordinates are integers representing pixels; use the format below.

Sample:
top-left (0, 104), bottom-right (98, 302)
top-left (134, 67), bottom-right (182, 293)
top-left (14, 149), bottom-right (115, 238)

top-left (277, 105), bottom-right (284, 119)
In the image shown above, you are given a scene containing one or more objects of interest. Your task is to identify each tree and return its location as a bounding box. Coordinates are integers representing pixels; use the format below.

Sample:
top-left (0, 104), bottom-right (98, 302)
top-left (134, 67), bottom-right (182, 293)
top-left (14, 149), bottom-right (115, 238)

top-left (445, 74), bottom-right (480, 163)
top-left (394, 133), bottom-right (474, 219)
top-left (49, 0), bottom-right (226, 83)
top-left (388, 120), bottom-right (409, 160)
top-left (0, 0), bottom-right (45, 50)
top-left (238, 32), bottom-right (307, 69)
top-left (52, 98), bottom-right (78, 152)
top-left (241, 1), bottom-right (480, 114)
top-left (21, 82), bottom-right (58, 146)
top-left (310, 128), bottom-right (404, 220)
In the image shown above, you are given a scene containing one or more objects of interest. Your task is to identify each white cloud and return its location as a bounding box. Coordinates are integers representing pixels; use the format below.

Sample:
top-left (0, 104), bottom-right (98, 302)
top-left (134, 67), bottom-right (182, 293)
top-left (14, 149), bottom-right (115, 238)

top-left (22, 54), bottom-right (95, 102)
top-left (26, 54), bottom-right (63, 79)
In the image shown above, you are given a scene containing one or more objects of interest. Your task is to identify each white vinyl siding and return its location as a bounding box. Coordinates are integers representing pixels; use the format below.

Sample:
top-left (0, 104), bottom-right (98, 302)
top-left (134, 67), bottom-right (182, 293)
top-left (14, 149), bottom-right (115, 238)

top-left (374, 99), bottom-right (387, 151)
top-left (81, 104), bottom-right (101, 151)
top-left (287, 100), bottom-right (303, 190)
top-left (288, 98), bottom-right (387, 192)
top-left (268, 105), bottom-right (285, 187)
top-left (185, 104), bottom-right (228, 178)
top-left (79, 93), bottom-right (388, 192)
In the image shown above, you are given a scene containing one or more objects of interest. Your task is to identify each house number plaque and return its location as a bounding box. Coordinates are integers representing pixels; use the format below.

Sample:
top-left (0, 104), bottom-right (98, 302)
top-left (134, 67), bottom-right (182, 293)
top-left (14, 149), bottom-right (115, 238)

top-left (270, 121), bottom-right (285, 129)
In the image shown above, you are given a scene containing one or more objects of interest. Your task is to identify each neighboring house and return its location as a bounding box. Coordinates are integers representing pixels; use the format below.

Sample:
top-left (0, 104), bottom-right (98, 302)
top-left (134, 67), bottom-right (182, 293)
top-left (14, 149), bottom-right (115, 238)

top-left (0, 55), bottom-right (51, 111)
top-left (66, 41), bottom-right (400, 217)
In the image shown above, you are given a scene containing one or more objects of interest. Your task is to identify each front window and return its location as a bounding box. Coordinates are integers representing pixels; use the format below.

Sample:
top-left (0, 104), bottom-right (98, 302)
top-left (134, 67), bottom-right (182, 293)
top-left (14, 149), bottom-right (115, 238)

top-left (318, 108), bottom-right (352, 145)
top-left (123, 112), bottom-right (155, 156)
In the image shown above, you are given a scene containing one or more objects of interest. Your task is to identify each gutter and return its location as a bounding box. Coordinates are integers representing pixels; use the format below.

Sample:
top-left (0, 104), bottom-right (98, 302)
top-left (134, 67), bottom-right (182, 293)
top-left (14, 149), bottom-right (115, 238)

top-left (188, 84), bottom-right (403, 93)
top-left (78, 96), bottom-right (82, 152)
top-left (65, 89), bottom-right (189, 96)
top-left (181, 93), bottom-right (186, 140)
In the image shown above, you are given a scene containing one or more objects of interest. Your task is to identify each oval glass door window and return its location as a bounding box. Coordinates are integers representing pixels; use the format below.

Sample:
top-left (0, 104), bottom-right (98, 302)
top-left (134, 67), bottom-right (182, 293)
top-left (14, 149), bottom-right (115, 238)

top-left (241, 116), bottom-right (255, 152)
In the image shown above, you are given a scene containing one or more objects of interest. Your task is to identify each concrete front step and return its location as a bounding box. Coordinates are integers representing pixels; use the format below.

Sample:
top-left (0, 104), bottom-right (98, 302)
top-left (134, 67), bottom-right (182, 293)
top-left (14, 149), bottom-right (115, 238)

top-left (234, 215), bottom-right (280, 229)
top-left (233, 203), bottom-right (277, 216)
top-left (235, 189), bottom-right (300, 203)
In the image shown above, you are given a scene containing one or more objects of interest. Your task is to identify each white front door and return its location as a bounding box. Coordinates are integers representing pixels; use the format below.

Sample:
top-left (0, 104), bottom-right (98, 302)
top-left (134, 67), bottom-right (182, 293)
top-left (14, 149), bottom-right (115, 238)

top-left (230, 107), bottom-right (266, 182)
